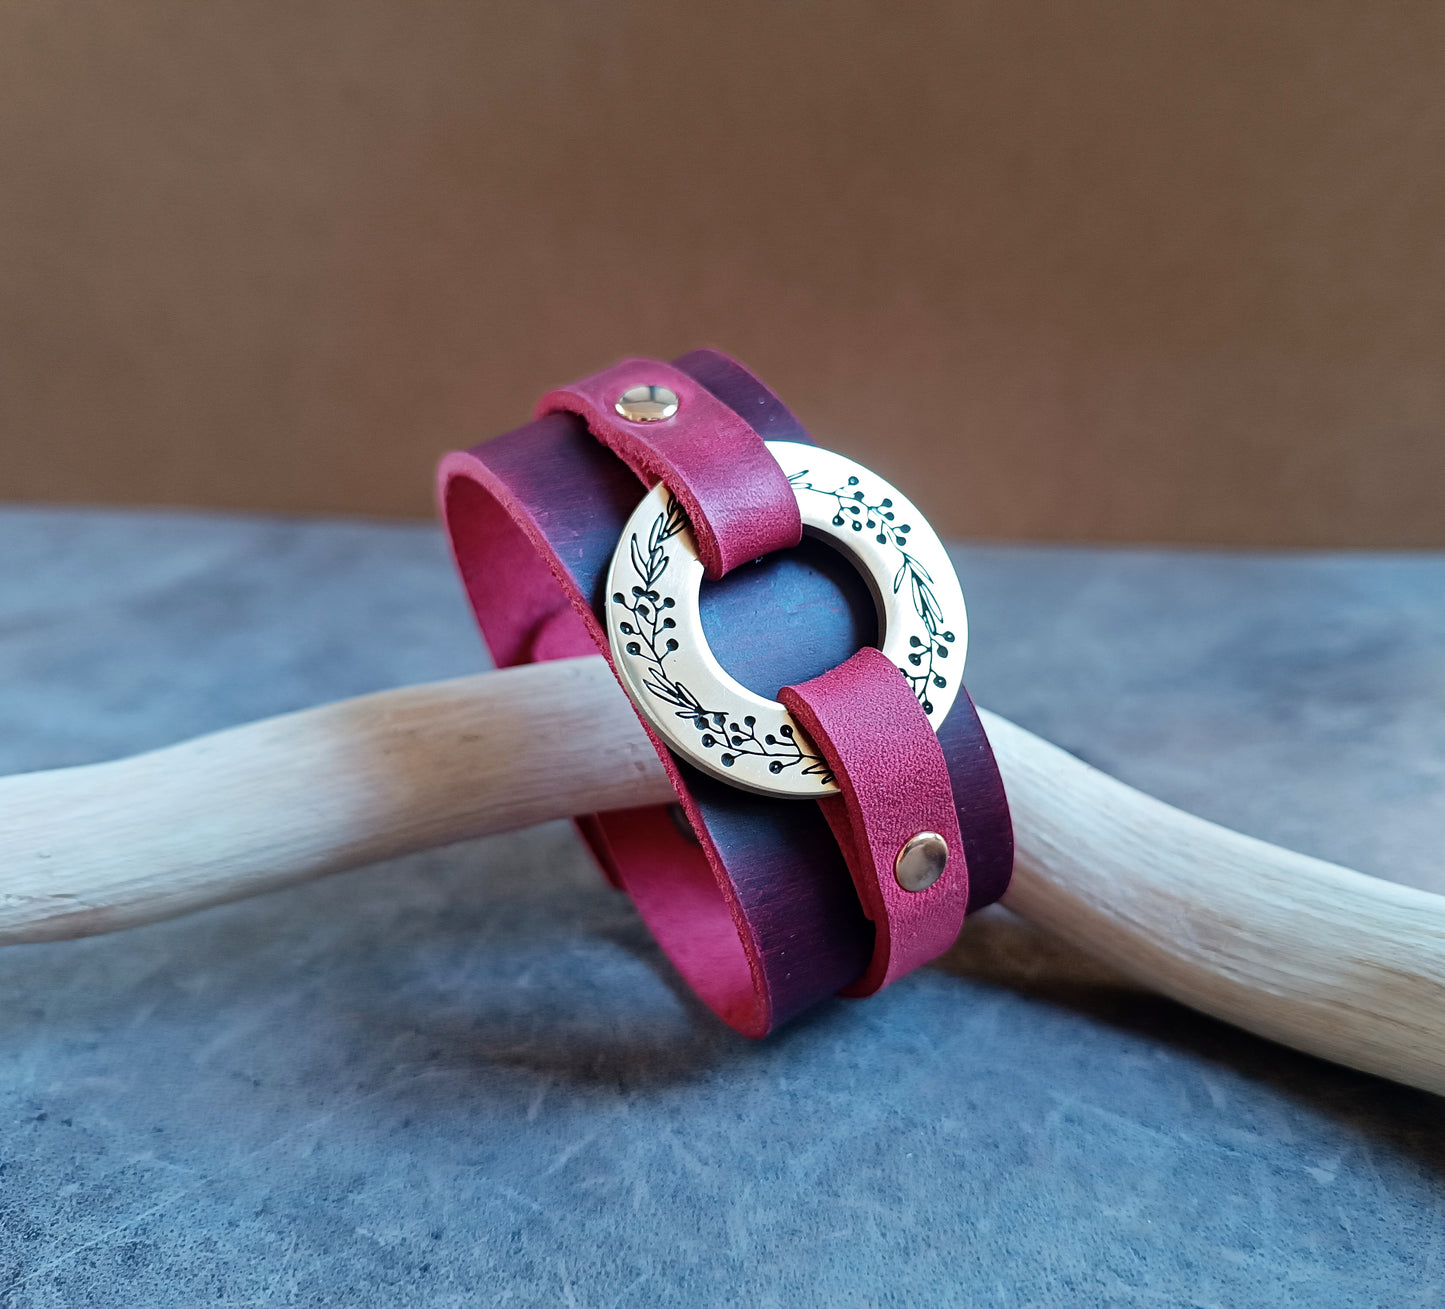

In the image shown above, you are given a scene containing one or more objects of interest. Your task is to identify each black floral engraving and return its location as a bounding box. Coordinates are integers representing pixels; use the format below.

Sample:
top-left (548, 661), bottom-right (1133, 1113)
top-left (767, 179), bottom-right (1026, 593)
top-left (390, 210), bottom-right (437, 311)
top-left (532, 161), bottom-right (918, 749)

top-left (612, 494), bottom-right (834, 782)
top-left (786, 470), bottom-right (957, 714)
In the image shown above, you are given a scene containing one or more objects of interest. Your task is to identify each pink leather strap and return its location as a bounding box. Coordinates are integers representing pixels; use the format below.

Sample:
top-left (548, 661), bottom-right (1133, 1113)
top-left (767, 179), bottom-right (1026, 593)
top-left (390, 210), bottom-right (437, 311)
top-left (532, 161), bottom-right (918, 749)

top-left (780, 647), bottom-right (969, 996)
top-left (536, 357), bottom-right (802, 578)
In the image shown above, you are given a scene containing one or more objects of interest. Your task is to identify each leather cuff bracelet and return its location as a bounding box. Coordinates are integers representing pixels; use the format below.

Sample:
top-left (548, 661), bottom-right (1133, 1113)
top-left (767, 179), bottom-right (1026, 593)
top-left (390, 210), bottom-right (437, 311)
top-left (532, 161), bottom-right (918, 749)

top-left (438, 349), bottom-right (1012, 1036)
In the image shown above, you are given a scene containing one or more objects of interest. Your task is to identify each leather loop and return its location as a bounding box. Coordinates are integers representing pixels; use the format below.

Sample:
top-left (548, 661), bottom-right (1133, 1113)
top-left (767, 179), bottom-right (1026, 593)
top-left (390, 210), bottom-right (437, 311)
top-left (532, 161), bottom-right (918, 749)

top-left (536, 357), bottom-right (802, 578)
top-left (780, 647), bottom-right (969, 995)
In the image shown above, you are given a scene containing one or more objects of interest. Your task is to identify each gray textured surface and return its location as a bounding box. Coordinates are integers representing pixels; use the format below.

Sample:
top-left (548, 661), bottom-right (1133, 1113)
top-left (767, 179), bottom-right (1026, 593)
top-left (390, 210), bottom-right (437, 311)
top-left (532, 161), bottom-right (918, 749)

top-left (1, 506), bottom-right (1443, 1307)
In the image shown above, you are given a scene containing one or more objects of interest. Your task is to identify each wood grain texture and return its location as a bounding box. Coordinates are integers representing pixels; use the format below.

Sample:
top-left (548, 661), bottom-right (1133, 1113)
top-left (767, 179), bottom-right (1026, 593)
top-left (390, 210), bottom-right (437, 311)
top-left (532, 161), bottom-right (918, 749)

top-left (0, 661), bottom-right (672, 944)
top-left (980, 710), bottom-right (1445, 1099)
top-left (2, 656), bottom-right (1442, 1094)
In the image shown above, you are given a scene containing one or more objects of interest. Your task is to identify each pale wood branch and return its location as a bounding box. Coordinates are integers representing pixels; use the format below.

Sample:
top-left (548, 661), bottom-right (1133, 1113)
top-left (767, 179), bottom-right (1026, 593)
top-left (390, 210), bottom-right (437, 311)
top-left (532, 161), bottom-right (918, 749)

top-left (3, 656), bottom-right (1441, 1094)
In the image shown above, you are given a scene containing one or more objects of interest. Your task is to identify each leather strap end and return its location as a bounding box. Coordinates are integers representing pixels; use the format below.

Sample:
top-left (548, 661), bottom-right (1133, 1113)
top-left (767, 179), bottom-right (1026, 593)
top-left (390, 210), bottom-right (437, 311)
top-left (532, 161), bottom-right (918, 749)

top-left (781, 647), bottom-right (969, 995)
top-left (536, 357), bottom-right (801, 578)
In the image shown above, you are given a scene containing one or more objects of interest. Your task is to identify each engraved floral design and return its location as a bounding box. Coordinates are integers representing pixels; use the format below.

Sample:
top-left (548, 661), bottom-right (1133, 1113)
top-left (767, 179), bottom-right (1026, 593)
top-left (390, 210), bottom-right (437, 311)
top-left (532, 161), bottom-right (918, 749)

top-left (785, 469), bottom-right (957, 714)
top-left (611, 494), bottom-right (834, 782)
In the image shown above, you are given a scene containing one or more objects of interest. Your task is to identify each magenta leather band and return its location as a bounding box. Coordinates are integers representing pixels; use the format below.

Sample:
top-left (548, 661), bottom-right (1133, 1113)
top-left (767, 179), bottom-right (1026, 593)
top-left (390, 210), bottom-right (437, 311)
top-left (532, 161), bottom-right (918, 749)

top-left (780, 646), bottom-right (969, 996)
top-left (438, 349), bottom-right (1013, 1036)
top-left (536, 358), bottom-right (802, 579)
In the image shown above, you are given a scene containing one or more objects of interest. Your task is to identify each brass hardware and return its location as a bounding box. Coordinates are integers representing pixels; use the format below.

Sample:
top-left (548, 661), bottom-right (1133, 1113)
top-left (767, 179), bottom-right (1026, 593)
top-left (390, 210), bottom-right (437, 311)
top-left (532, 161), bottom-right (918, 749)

top-left (615, 384), bottom-right (680, 422)
top-left (895, 831), bottom-right (948, 892)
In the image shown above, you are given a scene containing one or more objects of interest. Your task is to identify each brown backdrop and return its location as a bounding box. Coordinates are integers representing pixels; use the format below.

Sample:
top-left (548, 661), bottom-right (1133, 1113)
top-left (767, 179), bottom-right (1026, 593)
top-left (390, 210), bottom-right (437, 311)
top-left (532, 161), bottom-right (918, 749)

top-left (2, 2), bottom-right (1443, 546)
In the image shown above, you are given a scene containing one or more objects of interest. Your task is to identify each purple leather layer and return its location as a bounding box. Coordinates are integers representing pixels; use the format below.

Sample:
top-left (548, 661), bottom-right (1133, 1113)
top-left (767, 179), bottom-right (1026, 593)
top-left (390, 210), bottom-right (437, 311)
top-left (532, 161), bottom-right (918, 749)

top-left (780, 647), bottom-right (970, 996)
top-left (439, 349), bottom-right (1013, 1036)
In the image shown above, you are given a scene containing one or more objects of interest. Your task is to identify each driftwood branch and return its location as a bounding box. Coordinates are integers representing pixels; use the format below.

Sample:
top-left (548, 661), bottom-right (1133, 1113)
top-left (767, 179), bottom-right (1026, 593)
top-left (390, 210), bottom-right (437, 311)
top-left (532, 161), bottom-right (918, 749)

top-left (3, 656), bottom-right (1442, 1094)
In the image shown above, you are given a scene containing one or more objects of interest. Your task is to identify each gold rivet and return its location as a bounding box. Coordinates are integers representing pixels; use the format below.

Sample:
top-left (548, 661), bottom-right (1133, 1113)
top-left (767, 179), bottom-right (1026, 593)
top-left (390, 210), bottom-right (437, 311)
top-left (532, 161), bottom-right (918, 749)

top-left (615, 383), bottom-right (680, 422)
top-left (894, 831), bottom-right (948, 892)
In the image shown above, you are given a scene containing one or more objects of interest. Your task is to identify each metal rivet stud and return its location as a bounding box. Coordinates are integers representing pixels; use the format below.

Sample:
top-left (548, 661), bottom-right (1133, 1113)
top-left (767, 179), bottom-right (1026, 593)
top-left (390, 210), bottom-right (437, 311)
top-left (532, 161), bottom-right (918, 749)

top-left (615, 383), bottom-right (680, 423)
top-left (894, 831), bottom-right (948, 892)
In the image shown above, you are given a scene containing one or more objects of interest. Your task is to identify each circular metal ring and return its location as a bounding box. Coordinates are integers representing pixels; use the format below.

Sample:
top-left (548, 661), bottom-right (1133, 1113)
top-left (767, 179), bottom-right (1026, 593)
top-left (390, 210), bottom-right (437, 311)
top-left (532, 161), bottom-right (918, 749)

top-left (605, 440), bottom-right (968, 798)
